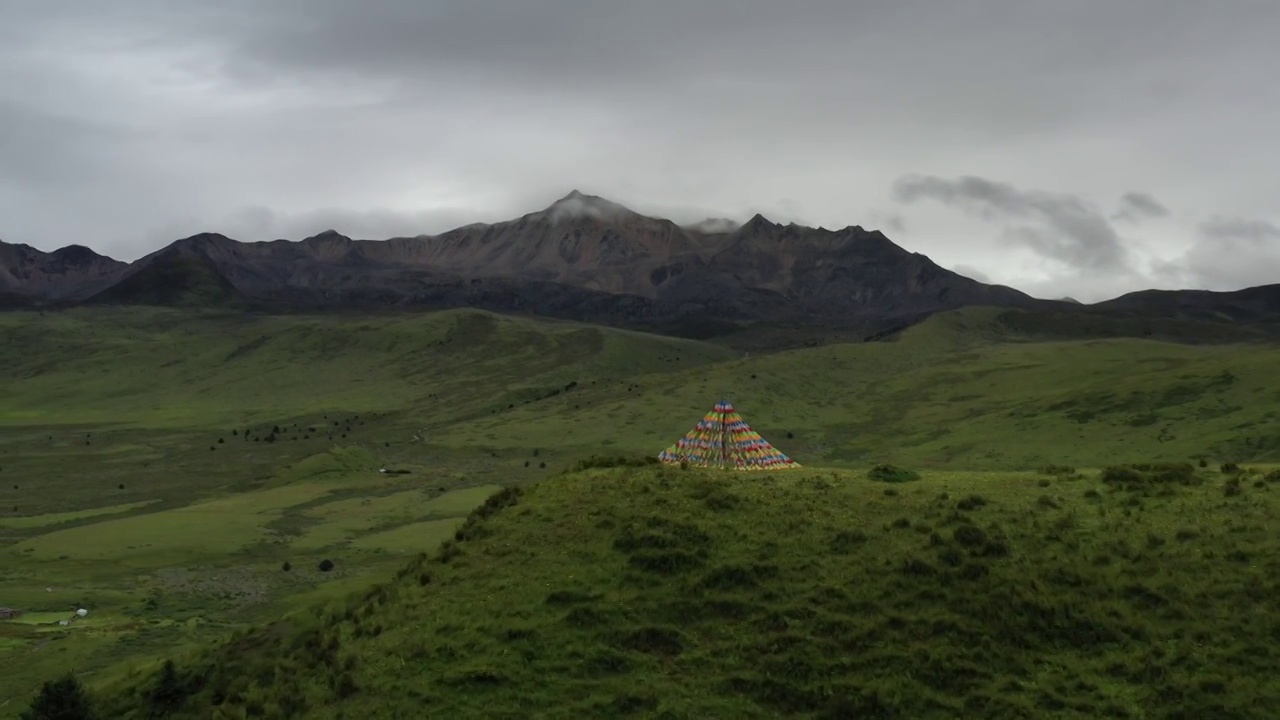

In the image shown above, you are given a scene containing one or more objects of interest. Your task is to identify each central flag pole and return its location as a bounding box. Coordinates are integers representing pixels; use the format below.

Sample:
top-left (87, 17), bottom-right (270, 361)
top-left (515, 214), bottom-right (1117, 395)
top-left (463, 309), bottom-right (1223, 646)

top-left (720, 403), bottom-right (729, 468)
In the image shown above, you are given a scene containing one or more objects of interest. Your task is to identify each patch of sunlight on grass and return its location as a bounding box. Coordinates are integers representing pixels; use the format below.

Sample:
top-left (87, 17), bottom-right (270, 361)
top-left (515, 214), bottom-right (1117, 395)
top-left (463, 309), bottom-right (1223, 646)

top-left (0, 501), bottom-right (158, 529)
top-left (349, 518), bottom-right (466, 554)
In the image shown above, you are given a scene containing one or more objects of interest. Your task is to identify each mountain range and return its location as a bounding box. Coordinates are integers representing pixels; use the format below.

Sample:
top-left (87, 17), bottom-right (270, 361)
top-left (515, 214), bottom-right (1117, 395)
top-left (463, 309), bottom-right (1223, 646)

top-left (3, 190), bottom-right (1278, 341)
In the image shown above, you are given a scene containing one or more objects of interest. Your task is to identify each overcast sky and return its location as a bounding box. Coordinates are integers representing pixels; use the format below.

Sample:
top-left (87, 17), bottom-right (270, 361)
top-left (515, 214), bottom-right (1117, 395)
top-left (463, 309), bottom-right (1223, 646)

top-left (2, 1), bottom-right (1277, 302)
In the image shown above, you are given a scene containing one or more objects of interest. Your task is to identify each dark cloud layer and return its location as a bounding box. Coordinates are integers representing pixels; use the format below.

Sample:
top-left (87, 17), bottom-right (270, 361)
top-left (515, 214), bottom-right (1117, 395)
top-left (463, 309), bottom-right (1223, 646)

top-left (1, 1), bottom-right (1278, 301)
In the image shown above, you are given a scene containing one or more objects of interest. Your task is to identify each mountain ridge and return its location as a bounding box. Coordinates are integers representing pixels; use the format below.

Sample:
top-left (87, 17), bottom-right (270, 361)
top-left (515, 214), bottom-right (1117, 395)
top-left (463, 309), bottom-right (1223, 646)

top-left (2, 192), bottom-right (1276, 343)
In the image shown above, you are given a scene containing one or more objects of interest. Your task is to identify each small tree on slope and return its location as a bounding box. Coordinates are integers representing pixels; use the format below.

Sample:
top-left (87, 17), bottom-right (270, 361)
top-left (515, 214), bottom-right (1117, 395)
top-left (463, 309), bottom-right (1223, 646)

top-left (20, 674), bottom-right (98, 720)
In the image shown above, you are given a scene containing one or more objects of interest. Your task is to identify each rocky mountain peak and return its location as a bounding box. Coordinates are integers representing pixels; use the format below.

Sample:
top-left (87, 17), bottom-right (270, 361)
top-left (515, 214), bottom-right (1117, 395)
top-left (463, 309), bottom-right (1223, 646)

top-left (540, 190), bottom-right (638, 224)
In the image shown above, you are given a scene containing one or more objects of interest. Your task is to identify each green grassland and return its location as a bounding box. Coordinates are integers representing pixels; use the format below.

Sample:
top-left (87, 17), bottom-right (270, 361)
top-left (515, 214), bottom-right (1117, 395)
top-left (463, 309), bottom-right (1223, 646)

top-left (95, 465), bottom-right (1280, 718)
top-left (2, 305), bottom-right (1280, 717)
top-left (5, 306), bottom-right (1280, 481)
top-left (0, 471), bottom-right (503, 715)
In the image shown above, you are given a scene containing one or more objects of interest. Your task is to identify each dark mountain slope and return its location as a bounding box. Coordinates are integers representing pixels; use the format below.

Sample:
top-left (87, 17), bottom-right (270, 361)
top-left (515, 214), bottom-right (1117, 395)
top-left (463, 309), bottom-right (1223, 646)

top-left (9, 192), bottom-right (1279, 346)
top-left (0, 239), bottom-right (127, 300)
top-left (86, 251), bottom-right (245, 308)
top-left (69, 194), bottom-right (1041, 335)
top-left (690, 214), bottom-right (1034, 314)
top-left (415, 191), bottom-right (707, 295)
top-left (0, 290), bottom-right (36, 309)
top-left (1098, 283), bottom-right (1280, 322)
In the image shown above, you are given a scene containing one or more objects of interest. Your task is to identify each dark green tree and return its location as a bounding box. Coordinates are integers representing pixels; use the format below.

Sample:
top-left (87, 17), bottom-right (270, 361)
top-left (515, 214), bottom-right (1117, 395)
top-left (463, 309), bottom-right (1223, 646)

top-left (147, 660), bottom-right (192, 717)
top-left (20, 673), bottom-right (98, 720)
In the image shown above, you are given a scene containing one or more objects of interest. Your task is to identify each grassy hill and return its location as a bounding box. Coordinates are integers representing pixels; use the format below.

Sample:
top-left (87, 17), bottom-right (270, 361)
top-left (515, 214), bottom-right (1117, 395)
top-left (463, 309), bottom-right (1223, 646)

top-left (428, 307), bottom-right (1280, 470)
top-left (5, 306), bottom-right (1280, 478)
top-left (91, 463), bottom-right (1280, 718)
top-left (3, 305), bottom-right (1280, 717)
top-left (0, 306), bottom-right (733, 432)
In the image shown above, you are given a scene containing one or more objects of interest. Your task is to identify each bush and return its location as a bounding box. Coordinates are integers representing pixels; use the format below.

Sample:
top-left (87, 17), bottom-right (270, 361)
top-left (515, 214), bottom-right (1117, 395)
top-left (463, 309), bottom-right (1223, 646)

top-left (867, 465), bottom-right (921, 483)
top-left (146, 660), bottom-right (198, 716)
top-left (318, 559), bottom-right (335, 572)
top-left (282, 561), bottom-right (292, 572)
top-left (1037, 464), bottom-right (1076, 476)
top-left (1220, 462), bottom-right (1241, 474)
top-left (1101, 463), bottom-right (1198, 490)
top-left (571, 455), bottom-right (660, 472)
top-left (21, 673), bottom-right (98, 720)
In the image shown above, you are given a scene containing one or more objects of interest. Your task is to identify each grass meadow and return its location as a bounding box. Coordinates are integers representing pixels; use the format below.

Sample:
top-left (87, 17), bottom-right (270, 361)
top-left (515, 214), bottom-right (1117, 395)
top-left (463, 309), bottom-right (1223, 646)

top-left (2, 305), bottom-right (1279, 717)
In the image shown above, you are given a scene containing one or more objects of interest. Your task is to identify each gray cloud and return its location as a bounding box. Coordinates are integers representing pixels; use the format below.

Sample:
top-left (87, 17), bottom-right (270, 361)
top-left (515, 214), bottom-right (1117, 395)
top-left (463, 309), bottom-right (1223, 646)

top-left (892, 174), bottom-right (1130, 272)
top-left (541, 194), bottom-right (637, 224)
top-left (1199, 216), bottom-right (1280, 243)
top-left (864, 211), bottom-right (908, 235)
top-left (949, 264), bottom-right (992, 284)
top-left (684, 218), bottom-right (741, 233)
top-left (0, 101), bottom-right (140, 188)
top-left (1113, 191), bottom-right (1171, 221)
top-left (1, 2), bottom-right (1279, 301)
top-left (1165, 216), bottom-right (1280, 289)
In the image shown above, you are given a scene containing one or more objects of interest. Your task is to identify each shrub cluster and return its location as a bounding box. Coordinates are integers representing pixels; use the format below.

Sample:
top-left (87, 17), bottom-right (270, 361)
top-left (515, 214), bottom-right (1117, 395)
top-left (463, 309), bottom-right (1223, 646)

top-left (571, 455), bottom-right (661, 472)
top-left (867, 465), bottom-right (921, 483)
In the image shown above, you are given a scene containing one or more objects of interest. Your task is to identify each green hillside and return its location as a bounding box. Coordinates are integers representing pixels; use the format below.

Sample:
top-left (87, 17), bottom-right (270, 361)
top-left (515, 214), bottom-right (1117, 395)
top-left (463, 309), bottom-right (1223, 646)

top-left (94, 464), bottom-right (1280, 718)
top-left (0, 306), bottom-right (733, 431)
top-left (86, 256), bottom-right (246, 308)
top-left (431, 307), bottom-right (1280, 470)
top-left (5, 306), bottom-right (1280, 477)
top-left (3, 305), bottom-right (1280, 718)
